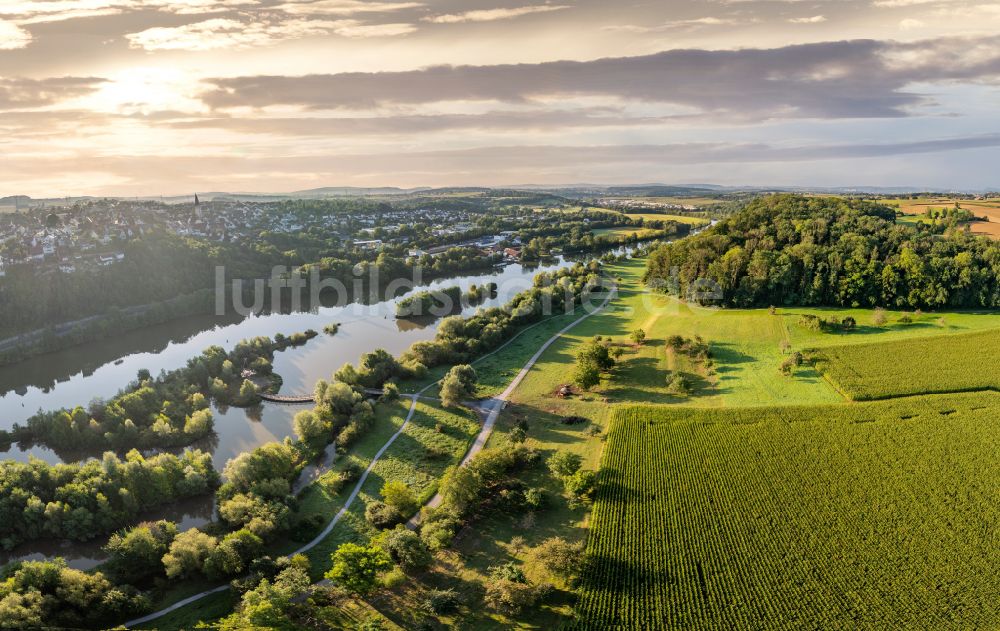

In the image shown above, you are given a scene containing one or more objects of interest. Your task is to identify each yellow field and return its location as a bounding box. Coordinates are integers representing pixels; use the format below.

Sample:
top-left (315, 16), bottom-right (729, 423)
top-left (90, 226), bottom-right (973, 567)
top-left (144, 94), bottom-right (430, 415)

top-left (642, 196), bottom-right (719, 206)
top-left (624, 213), bottom-right (710, 226)
top-left (591, 227), bottom-right (661, 239)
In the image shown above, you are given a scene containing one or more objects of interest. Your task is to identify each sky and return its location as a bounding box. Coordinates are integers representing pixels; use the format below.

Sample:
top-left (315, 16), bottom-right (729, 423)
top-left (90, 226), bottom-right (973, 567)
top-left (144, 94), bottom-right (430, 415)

top-left (1, 0), bottom-right (1000, 196)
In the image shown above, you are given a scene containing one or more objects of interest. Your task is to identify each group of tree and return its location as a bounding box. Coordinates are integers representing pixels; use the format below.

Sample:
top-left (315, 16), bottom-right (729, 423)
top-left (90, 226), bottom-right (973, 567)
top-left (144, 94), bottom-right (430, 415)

top-left (0, 558), bottom-right (148, 628)
top-left (395, 285), bottom-right (464, 318)
top-left (797, 313), bottom-right (857, 333)
top-left (644, 194), bottom-right (1000, 309)
top-left (394, 282), bottom-right (496, 320)
top-left (364, 479), bottom-right (421, 529)
top-left (332, 347), bottom-right (426, 393)
top-left (305, 378), bottom-right (377, 453)
top-left (0, 449), bottom-right (218, 550)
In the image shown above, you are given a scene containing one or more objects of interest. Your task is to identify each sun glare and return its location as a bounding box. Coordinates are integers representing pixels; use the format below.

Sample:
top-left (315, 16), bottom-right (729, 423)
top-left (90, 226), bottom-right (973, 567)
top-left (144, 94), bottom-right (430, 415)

top-left (79, 66), bottom-right (205, 114)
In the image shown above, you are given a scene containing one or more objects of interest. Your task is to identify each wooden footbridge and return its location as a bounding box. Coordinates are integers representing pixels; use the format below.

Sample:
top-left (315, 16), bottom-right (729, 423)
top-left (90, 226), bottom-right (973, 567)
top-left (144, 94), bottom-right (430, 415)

top-left (259, 393), bottom-right (314, 404)
top-left (259, 387), bottom-right (385, 404)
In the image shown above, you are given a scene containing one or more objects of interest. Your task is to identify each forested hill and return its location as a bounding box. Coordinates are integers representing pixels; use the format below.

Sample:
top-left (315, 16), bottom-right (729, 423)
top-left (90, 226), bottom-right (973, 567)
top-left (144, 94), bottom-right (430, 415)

top-left (643, 194), bottom-right (1000, 309)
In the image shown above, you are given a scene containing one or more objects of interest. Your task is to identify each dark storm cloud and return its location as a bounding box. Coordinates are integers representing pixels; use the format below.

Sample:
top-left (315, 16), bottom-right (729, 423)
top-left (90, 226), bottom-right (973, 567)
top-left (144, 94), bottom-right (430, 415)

top-left (0, 76), bottom-right (106, 109)
top-left (200, 36), bottom-right (1000, 120)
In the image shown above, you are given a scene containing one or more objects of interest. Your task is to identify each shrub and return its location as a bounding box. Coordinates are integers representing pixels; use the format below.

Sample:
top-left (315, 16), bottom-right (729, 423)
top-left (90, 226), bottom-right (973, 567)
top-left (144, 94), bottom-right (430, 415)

top-left (365, 500), bottom-right (404, 529)
top-left (666, 372), bottom-right (693, 395)
top-left (376, 526), bottom-right (433, 571)
top-left (423, 588), bottom-right (460, 614)
top-left (873, 307), bottom-right (888, 326)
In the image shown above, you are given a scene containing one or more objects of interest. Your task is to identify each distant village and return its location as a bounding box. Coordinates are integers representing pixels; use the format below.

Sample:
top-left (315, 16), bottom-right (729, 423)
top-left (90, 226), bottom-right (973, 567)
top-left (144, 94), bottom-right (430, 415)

top-left (0, 196), bottom-right (543, 277)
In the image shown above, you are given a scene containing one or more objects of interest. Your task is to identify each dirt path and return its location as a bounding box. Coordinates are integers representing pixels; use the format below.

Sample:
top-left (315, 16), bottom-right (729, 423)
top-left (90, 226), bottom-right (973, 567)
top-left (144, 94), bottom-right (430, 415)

top-left (409, 285), bottom-right (617, 525)
top-left (125, 286), bottom-right (616, 628)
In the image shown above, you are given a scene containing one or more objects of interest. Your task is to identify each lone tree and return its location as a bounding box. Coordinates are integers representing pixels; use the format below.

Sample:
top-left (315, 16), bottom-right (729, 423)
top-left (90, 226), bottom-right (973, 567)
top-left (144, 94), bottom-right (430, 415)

top-left (440, 364), bottom-right (477, 407)
top-left (573, 337), bottom-right (615, 390)
top-left (629, 328), bottom-right (647, 346)
top-left (532, 537), bottom-right (585, 581)
top-left (548, 451), bottom-right (583, 478)
top-left (572, 359), bottom-right (601, 391)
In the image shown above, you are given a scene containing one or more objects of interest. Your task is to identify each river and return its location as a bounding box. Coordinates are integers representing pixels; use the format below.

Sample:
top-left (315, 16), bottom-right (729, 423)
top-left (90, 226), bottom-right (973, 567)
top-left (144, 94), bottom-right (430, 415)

top-left (0, 256), bottom-right (591, 568)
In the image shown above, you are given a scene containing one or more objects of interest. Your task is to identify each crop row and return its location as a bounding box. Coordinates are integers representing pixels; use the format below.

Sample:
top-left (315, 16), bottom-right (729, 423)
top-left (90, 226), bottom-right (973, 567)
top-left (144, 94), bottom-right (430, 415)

top-left (572, 392), bottom-right (1000, 629)
top-left (810, 329), bottom-right (1000, 400)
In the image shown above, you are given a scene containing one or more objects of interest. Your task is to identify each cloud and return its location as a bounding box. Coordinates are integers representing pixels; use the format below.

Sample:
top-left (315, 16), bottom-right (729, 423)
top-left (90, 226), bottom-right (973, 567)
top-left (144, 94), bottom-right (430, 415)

top-left (603, 16), bottom-right (736, 33)
top-left (328, 21), bottom-right (414, 37)
top-left (0, 0), bottom-right (258, 24)
top-left (789, 15), bottom-right (827, 23)
top-left (199, 36), bottom-right (1000, 121)
top-left (0, 18), bottom-right (30, 47)
top-left (871, 0), bottom-right (939, 7)
top-left (275, 0), bottom-right (423, 16)
top-left (899, 17), bottom-right (925, 29)
top-left (164, 108), bottom-right (693, 135)
top-left (424, 4), bottom-right (569, 24)
top-left (0, 76), bottom-right (107, 109)
top-left (126, 16), bottom-right (413, 50)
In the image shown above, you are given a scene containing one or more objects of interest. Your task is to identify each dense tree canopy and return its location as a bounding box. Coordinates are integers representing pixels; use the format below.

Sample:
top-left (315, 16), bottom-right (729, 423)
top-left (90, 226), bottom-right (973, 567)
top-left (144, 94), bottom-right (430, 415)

top-left (644, 195), bottom-right (1000, 309)
top-left (0, 449), bottom-right (217, 550)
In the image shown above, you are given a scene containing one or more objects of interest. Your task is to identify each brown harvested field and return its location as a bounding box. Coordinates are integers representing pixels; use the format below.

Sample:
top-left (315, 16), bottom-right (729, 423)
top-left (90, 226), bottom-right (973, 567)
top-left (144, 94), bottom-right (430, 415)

top-left (882, 198), bottom-right (1000, 239)
top-left (958, 202), bottom-right (1000, 238)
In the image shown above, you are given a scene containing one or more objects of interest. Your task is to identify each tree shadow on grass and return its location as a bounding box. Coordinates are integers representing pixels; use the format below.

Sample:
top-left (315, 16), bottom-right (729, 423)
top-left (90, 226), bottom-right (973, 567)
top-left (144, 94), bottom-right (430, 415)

top-left (710, 343), bottom-right (755, 368)
top-left (506, 403), bottom-right (600, 447)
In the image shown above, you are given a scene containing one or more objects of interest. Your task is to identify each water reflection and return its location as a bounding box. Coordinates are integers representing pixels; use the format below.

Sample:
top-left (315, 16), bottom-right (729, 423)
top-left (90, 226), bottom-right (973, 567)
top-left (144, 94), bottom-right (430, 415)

top-left (0, 258), bottom-right (572, 466)
top-left (0, 494), bottom-right (215, 570)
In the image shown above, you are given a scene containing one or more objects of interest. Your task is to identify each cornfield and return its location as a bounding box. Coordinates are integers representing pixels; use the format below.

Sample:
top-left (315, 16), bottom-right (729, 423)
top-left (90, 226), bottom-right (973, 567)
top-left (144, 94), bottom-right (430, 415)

top-left (810, 329), bottom-right (1000, 400)
top-left (573, 392), bottom-right (1000, 629)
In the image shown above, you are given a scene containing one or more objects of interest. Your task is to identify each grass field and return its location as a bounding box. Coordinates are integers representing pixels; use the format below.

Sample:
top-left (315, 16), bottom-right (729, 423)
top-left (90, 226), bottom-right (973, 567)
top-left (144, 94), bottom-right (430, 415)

top-left (810, 329), bottom-right (1000, 400)
top-left (575, 392), bottom-right (1000, 629)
